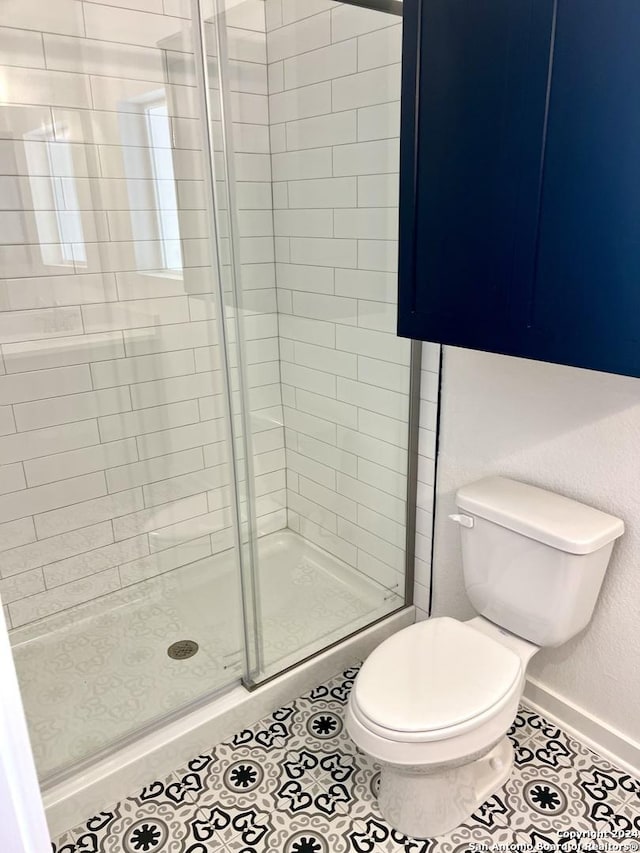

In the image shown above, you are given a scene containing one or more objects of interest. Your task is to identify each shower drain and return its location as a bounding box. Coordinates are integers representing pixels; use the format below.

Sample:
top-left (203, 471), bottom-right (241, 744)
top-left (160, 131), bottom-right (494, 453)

top-left (167, 640), bottom-right (199, 660)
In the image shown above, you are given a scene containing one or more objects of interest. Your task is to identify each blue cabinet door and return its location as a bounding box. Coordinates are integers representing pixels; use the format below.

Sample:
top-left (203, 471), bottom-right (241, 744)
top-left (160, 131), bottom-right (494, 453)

top-left (523, 0), bottom-right (640, 376)
top-left (398, 0), bottom-right (555, 351)
top-left (399, 0), bottom-right (640, 377)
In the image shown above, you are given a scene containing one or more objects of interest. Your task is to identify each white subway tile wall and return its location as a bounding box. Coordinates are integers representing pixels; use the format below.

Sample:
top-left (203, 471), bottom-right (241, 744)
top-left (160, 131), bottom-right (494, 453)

top-left (1, 0), bottom-right (440, 634)
top-left (265, 0), bottom-right (439, 606)
top-left (416, 343), bottom-right (439, 620)
top-left (0, 0), bottom-right (286, 629)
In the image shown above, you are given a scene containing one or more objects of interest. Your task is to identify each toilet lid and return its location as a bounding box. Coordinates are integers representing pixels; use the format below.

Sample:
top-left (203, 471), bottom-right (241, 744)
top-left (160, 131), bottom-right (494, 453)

top-left (353, 617), bottom-right (522, 735)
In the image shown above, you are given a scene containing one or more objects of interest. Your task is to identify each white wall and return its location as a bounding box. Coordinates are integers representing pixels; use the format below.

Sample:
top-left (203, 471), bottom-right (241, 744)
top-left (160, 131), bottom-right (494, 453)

top-left (0, 603), bottom-right (50, 853)
top-left (432, 345), bottom-right (640, 743)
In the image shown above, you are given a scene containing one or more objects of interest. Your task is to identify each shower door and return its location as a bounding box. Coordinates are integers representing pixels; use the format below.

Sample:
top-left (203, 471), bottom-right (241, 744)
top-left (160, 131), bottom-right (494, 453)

top-left (202, 0), bottom-right (416, 687)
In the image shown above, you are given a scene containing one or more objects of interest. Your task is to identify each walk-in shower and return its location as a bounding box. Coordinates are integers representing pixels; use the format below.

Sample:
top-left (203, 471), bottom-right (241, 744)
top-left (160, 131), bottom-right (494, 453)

top-left (0, 0), bottom-right (416, 790)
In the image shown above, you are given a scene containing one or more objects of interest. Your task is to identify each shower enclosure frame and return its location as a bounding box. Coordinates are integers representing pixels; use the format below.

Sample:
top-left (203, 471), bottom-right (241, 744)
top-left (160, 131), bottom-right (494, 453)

top-left (191, 0), bottom-right (266, 687)
top-left (338, 0), bottom-right (404, 16)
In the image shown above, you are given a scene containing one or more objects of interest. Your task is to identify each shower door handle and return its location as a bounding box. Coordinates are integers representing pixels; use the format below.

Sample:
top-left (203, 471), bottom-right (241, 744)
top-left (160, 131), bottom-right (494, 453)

top-left (448, 514), bottom-right (475, 528)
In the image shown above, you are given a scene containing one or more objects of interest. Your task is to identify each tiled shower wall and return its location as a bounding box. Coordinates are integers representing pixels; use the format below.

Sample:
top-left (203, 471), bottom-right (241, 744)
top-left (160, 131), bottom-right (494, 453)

top-left (0, 0), bottom-right (286, 631)
top-left (0, 0), bottom-right (440, 632)
top-left (265, 0), bottom-right (439, 599)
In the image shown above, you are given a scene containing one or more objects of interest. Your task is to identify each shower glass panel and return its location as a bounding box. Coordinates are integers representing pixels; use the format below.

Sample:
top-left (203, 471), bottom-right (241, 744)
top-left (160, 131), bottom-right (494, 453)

top-left (0, 8), bottom-right (247, 780)
top-left (205, 0), bottom-right (410, 685)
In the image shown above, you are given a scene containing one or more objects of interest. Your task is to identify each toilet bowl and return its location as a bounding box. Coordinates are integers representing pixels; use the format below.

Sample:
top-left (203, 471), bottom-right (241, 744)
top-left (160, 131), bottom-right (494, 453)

top-left (346, 476), bottom-right (624, 839)
top-left (346, 616), bottom-right (539, 838)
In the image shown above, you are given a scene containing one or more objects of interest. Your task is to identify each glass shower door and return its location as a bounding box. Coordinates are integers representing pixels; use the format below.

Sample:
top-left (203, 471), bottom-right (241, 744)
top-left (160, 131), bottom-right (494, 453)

top-left (202, 0), bottom-right (413, 686)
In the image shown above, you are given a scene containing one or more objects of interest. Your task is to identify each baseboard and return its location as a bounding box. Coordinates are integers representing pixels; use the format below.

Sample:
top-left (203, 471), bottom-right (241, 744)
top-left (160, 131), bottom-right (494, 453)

top-left (523, 676), bottom-right (640, 777)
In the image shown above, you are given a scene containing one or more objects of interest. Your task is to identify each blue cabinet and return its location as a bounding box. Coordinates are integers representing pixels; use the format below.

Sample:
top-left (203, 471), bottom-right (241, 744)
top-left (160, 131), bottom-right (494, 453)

top-left (398, 0), bottom-right (640, 377)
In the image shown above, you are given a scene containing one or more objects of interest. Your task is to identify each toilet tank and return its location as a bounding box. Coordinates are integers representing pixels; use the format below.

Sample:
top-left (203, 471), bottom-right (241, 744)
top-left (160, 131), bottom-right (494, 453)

top-left (454, 477), bottom-right (624, 647)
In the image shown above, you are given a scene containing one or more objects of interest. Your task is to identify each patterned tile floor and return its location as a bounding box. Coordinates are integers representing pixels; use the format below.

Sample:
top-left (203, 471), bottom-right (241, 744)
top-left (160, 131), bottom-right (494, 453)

top-left (52, 664), bottom-right (640, 853)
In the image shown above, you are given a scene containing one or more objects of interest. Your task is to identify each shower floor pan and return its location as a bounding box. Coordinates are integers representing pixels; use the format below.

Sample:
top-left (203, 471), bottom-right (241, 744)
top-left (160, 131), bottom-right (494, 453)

top-left (11, 528), bottom-right (402, 782)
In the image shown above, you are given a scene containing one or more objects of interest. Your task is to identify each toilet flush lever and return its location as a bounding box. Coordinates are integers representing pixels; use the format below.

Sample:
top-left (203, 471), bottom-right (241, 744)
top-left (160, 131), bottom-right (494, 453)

top-left (448, 513), bottom-right (474, 528)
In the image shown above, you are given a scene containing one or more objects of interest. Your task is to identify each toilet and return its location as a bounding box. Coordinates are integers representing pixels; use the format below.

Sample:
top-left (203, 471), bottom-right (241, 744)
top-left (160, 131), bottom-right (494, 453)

top-left (346, 476), bottom-right (624, 839)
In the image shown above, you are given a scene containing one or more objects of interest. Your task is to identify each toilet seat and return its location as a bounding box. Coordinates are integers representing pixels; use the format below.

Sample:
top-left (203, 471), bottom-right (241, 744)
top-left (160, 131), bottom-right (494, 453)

top-left (351, 617), bottom-right (523, 743)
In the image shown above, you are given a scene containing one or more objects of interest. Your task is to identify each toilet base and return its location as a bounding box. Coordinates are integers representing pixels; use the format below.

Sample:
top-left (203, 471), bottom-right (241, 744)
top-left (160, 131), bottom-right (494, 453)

top-left (377, 737), bottom-right (514, 839)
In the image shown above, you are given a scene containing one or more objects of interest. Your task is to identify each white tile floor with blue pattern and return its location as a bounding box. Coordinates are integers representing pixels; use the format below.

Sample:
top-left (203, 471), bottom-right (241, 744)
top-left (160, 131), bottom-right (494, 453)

top-left (51, 665), bottom-right (640, 853)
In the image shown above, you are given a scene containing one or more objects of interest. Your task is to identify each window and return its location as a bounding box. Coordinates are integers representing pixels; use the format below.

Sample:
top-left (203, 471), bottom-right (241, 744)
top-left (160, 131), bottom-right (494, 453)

top-left (120, 92), bottom-right (183, 276)
top-left (24, 125), bottom-right (86, 267)
top-left (145, 101), bottom-right (182, 272)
